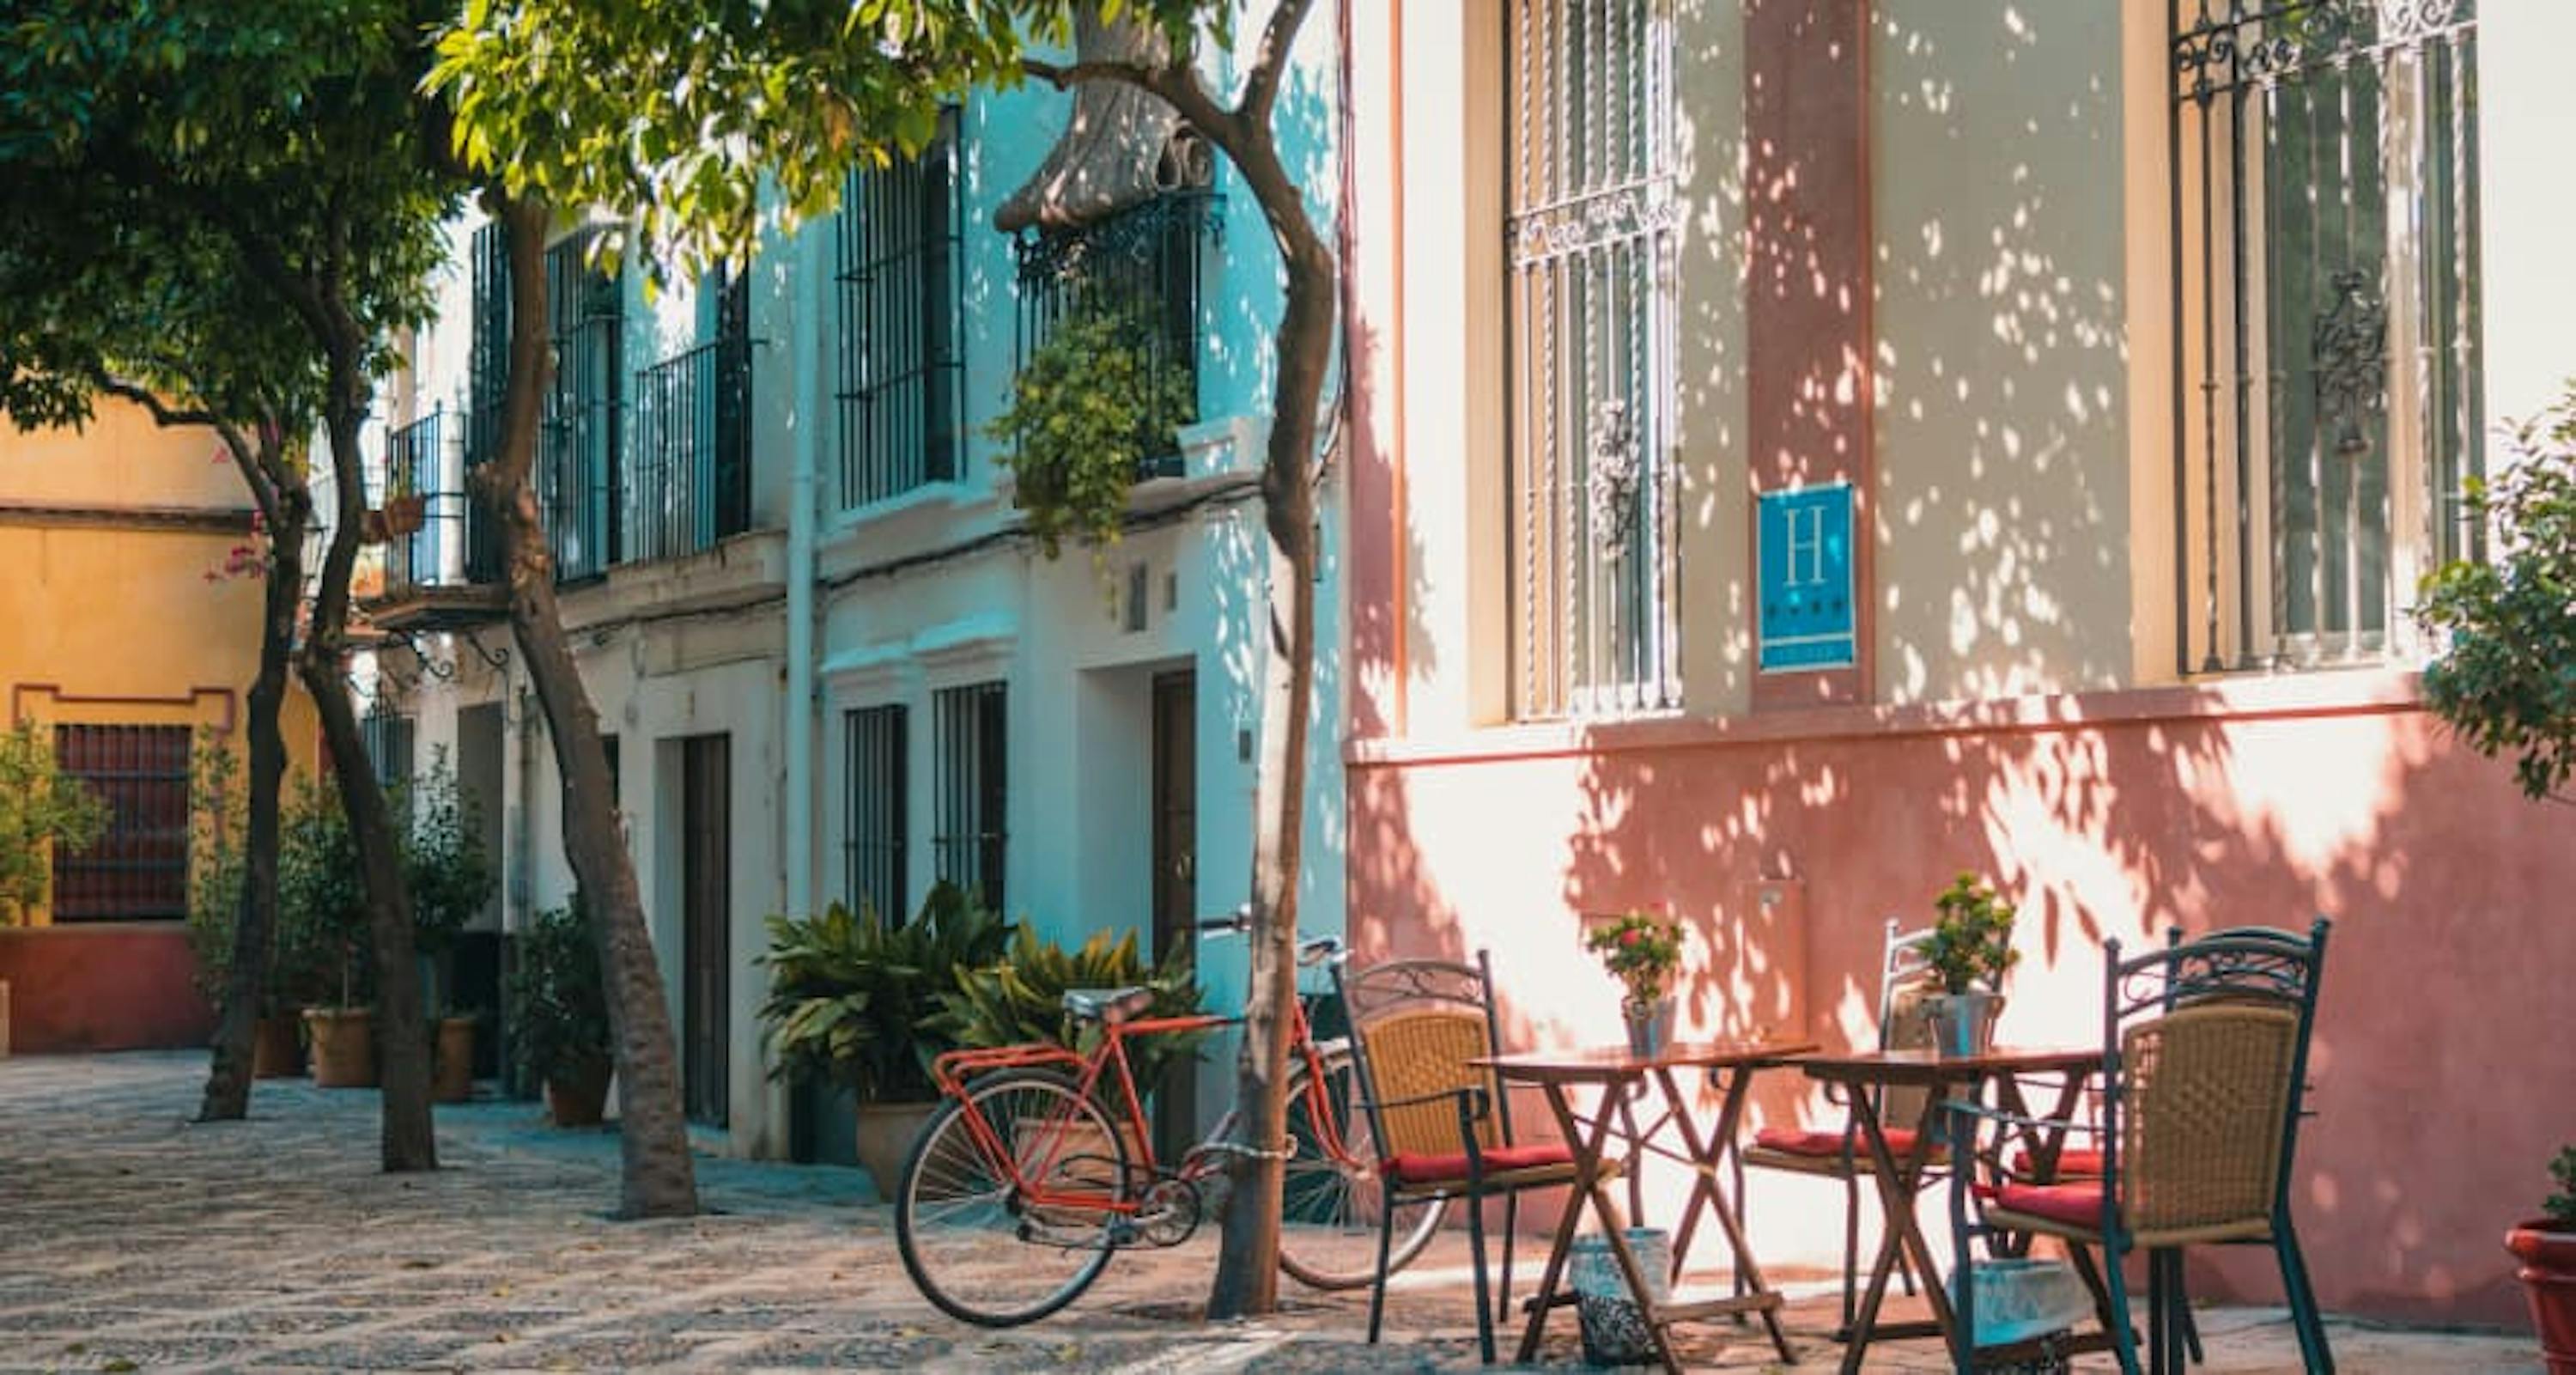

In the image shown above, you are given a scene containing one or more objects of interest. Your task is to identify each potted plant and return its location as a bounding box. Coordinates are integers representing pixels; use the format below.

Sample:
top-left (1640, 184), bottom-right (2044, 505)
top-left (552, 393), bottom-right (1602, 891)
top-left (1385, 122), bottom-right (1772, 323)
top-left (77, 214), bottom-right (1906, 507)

top-left (0, 720), bottom-right (106, 1055)
top-left (185, 742), bottom-right (336, 1077)
top-left (278, 776), bottom-right (376, 1087)
top-left (757, 881), bottom-right (1012, 1190)
top-left (404, 754), bottom-right (494, 1102)
top-left (1585, 910), bottom-right (1686, 1057)
top-left (2506, 1147), bottom-right (2576, 1374)
top-left (1922, 872), bottom-right (2019, 1057)
top-left (935, 922), bottom-right (1208, 1166)
top-left (988, 301), bottom-right (1198, 561)
top-left (507, 897), bottom-right (613, 1127)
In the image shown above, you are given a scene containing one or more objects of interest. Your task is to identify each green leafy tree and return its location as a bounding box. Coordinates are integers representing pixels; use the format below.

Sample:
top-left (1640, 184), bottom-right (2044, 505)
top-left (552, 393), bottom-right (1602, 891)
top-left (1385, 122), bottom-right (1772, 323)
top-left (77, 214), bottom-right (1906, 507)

top-left (0, 722), bottom-right (108, 925)
top-left (434, 0), bottom-right (1336, 1306)
top-left (0, 0), bottom-right (458, 1163)
top-left (2419, 386), bottom-right (2576, 804)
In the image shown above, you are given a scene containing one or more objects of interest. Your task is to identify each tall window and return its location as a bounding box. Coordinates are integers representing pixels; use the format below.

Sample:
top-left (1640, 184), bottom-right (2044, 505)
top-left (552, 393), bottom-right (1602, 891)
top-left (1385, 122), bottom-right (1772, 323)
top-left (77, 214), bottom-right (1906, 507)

top-left (2172, 1), bottom-right (2482, 671)
top-left (836, 109), bottom-right (963, 511)
top-left (51, 725), bottom-right (191, 922)
top-left (931, 682), bottom-right (1005, 912)
top-left (543, 227), bottom-right (624, 581)
top-left (1507, 0), bottom-right (1681, 720)
top-left (361, 711), bottom-right (416, 795)
top-left (844, 705), bottom-right (908, 925)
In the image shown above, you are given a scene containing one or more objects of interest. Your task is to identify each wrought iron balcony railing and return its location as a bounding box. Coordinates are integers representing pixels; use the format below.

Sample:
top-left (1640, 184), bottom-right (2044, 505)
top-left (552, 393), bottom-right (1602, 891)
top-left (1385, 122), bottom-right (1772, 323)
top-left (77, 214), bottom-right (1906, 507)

top-left (1014, 188), bottom-right (1224, 480)
top-left (382, 407), bottom-right (500, 598)
top-left (626, 336), bottom-right (754, 566)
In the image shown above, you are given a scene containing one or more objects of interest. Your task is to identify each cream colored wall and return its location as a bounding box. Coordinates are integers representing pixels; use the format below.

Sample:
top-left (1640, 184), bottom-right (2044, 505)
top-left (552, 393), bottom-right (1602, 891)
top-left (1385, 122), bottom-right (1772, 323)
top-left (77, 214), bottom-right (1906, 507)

top-left (1670, 0), bottom-right (1753, 717)
top-left (0, 400), bottom-right (323, 925)
top-left (1870, 0), bottom-right (2136, 704)
top-left (2477, 0), bottom-right (2576, 440)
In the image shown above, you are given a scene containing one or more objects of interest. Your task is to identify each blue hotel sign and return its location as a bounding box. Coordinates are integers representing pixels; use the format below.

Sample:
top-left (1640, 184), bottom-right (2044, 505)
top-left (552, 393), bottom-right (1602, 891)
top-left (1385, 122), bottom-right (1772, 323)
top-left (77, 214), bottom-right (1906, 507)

top-left (1757, 484), bottom-right (1856, 672)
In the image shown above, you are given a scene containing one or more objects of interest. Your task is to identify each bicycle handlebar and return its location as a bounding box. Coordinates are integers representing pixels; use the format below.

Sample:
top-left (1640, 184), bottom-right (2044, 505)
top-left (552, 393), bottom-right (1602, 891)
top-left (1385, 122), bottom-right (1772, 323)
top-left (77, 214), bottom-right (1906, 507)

top-left (1196, 905), bottom-right (1343, 967)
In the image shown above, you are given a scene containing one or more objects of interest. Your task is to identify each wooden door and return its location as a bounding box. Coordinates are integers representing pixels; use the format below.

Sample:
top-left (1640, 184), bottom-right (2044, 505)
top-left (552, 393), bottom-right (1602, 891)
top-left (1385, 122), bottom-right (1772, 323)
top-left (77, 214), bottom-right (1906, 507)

top-left (1150, 672), bottom-right (1197, 1159)
top-left (681, 733), bottom-right (731, 1127)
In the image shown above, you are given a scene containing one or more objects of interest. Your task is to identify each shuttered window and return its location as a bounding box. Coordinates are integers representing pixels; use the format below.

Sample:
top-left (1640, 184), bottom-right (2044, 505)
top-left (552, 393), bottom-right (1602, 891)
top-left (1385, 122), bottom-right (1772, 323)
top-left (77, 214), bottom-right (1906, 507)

top-left (930, 683), bottom-right (1005, 913)
top-left (844, 705), bottom-right (908, 925)
top-left (51, 725), bottom-right (192, 923)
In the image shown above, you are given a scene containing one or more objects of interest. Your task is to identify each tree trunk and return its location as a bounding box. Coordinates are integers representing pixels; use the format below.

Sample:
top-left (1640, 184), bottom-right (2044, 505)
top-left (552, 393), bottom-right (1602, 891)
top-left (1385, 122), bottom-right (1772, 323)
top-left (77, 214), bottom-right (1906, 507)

top-left (199, 476), bottom-right (307, 1122)
top-left (483, 194), bottom-right (698, 1218)
top-left (1205, 161), bottom-right (1336, 1320)
top-left (301, 358), bottom-right (437, 1172)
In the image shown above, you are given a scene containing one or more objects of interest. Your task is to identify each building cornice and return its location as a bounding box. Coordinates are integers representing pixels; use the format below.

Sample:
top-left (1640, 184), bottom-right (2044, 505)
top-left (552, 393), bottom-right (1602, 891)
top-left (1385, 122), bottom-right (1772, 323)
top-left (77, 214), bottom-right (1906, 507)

top-left (0, 500), bottom-right (257, 535)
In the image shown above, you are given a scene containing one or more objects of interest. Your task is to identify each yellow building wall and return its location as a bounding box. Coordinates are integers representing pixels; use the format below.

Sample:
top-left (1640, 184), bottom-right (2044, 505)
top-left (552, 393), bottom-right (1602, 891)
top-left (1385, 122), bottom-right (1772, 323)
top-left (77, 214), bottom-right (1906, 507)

top-left (0, 400), bottom-right (322, 926)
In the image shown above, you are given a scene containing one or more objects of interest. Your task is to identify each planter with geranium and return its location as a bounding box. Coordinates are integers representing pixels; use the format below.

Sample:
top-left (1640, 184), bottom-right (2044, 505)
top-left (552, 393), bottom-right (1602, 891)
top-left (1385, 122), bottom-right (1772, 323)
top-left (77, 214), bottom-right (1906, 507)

top-left (1922, 872), bottom-right (2018, 1057)
top-left (2506, 1147), bottom-right (2576, 1374)
top-left (1586, 910), bottom-right (1686, 1057)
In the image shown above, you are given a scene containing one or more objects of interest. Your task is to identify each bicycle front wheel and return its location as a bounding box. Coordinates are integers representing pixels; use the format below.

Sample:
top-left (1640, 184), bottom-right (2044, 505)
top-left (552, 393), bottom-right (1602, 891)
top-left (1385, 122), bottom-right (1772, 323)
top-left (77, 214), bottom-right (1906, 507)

top-left (1277, 1049), bottom-right (1449, 1290)
top-left (896, 1068), bottom-right (1132, 1327)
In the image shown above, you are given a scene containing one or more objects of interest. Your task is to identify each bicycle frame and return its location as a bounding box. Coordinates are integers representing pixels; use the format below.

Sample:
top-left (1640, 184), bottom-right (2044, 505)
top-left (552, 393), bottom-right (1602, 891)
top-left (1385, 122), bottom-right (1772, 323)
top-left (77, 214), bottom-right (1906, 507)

top-left (925, 983), bottom-right (1360, 1221)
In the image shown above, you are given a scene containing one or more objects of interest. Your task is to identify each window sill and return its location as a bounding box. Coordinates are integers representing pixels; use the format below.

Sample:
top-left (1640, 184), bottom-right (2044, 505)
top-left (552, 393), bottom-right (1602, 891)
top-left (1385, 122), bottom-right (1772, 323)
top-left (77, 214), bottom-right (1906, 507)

top-left (1346, 667), bottom-right (2427, 769)
top-left (829, 481), bottom-right (983, 532)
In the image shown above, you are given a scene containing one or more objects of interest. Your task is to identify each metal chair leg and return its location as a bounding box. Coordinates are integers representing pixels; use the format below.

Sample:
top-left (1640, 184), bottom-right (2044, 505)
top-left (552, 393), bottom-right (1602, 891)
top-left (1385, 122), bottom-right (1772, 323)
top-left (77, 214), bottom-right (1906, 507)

top-left (2275, 1221), bottom-right (2334, 1374)
top-left (1500, 1192), bottom-right (1520, 1332)
top-left (1366, 1183), bottom-right (1396, 1346)
top-left (1466, 1188), bottom-right (1496, 1364)
top-left (1838, 1169), bottom-right (1861, 1335)
top-left (2102, 1242), bottom-right (2146, 1375)
top-left (2173, 1252), bottom-right (2203, 1365)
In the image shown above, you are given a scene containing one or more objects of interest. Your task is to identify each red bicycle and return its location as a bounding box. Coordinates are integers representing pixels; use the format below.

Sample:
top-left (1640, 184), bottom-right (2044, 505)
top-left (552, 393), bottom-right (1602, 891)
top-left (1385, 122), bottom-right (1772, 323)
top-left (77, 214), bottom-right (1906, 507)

top-left (892, 914), bottom-right (1447, 1326)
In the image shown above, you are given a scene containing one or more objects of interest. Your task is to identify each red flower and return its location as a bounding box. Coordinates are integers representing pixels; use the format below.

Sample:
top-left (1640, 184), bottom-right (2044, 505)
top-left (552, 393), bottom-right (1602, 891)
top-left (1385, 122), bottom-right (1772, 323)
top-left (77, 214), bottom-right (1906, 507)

top-left (1621, 929), bottom-right (1642, 946)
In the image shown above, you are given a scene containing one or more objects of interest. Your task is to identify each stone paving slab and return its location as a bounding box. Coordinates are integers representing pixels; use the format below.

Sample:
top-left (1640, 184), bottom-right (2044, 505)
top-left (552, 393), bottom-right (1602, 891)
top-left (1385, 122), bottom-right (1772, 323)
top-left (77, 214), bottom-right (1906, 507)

top-left (0, 1052), bottom-right (2539, 1372)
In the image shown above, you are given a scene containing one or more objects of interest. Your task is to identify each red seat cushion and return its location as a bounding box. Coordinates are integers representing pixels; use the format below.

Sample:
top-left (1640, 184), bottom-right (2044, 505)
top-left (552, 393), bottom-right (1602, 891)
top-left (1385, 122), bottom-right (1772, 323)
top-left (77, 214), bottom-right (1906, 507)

top-left (1752, 1126), bottom-right (1920, 1159)
top-left (2011, 1146), bottom-right (2105, 1177)
top-left (1978, 1180), bottom-right (2106, 1230)
top-left (1383, 1141), bottom-right (1577, 1186)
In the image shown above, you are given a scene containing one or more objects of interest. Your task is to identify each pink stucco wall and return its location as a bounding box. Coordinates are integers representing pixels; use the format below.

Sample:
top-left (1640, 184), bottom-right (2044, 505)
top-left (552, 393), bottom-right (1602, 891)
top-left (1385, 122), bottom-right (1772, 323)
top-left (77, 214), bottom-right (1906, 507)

top-left (1346, 678), bottom-right (2573, 1327)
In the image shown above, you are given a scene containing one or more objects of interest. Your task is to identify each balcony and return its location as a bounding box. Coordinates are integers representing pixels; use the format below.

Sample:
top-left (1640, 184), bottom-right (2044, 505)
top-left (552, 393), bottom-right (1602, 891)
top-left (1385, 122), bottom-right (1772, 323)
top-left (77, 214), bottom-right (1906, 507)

top-left (626, 336), bottom-right (753, 566)
top-left (366, 406), bottom-right (507, 632)
top-left (1013, 188), bottom-right (1224, 482)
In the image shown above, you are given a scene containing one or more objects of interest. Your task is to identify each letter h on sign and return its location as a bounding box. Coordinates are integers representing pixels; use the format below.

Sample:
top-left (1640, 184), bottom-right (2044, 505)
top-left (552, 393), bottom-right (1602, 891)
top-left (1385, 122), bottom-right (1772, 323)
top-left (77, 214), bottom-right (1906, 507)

top-left (1757, 484), bottom-right (1855, 672)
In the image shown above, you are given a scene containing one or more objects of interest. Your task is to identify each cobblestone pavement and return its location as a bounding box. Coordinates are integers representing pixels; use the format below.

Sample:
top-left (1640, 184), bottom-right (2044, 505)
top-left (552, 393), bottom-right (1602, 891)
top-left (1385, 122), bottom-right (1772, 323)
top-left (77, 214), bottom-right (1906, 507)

top-left (0, 1053), bottom-right (2536, 1372)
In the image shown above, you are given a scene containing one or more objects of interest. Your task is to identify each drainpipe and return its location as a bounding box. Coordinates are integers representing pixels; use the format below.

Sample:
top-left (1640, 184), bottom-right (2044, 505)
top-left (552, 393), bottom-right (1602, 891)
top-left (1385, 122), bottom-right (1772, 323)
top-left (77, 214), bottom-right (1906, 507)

top-left (786, 222), bottom-right (822, 922)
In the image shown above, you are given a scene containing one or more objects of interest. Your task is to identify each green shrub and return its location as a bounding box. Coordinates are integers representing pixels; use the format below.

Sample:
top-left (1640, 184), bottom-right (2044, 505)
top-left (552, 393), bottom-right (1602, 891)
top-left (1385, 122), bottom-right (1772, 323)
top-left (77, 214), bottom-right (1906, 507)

top-left (934, 923), bottom-right (1209, 1106)
top-left (756, 881), bottom-right (1012, 1103)
top-left (988, 302), bottom-right (1196, 559)
top-left (507, 897), bottom-right (611, 1088)
top-left (0, 720), bottom-right (106, 924)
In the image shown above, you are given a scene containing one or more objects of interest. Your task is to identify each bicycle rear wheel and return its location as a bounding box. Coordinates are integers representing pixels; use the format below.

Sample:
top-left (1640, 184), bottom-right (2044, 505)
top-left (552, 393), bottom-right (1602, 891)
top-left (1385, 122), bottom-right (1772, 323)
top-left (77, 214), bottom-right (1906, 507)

top-left (1276, 1049), bottom-right (1449, 1290)
top-left (896, 1068), bottom-right (1132, 1327)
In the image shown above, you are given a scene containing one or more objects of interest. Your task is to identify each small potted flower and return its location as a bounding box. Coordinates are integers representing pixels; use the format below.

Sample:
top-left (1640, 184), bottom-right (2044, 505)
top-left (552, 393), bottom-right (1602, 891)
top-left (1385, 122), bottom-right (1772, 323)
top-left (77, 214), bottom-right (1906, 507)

top-left (2506, 1146), bottom-right (2576, 1373)
top-left (1922, 872), bottom-right (2019, 1057)
top-left (1586, 910), bottom-right (1686, 1057)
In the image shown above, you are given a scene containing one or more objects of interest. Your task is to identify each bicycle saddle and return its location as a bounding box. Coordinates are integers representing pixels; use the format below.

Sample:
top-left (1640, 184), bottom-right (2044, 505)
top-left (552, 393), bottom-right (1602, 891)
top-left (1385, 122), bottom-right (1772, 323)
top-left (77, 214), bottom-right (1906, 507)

top-left (1062, 987), bottom-right (1155, 1025)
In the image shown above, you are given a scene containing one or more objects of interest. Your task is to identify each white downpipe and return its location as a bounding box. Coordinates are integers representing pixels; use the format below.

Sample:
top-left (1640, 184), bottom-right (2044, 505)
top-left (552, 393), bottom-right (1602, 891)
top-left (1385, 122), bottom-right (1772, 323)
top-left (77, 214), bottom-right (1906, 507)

top-left (786, 221), bottom-right (822, 922)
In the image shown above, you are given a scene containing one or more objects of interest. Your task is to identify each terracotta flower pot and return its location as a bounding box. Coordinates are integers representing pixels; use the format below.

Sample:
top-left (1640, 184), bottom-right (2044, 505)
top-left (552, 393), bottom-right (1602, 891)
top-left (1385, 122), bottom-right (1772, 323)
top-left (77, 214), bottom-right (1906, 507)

top-left (251, 1015), bottom-right (303, 1079)
top-left (855, 1100), bottom-right (943, 1197)
top-left (384, 493), bottom-right (426, 537)
top-left (2508, 1218), bottom-right (2576, 1374)
top-left (544, 1062), bottom-right (612, 1128)
top-left (431, 1017), bottom-right (477, 1103)
top-left (303, 1007), bottom-right (376, 1088)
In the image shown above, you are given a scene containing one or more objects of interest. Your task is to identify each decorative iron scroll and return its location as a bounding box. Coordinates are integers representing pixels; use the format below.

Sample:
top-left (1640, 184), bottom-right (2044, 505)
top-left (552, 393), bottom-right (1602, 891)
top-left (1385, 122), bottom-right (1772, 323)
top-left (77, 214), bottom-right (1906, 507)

top-left (2312, 270), bottom-right (2388, 458)
top-left (2173, 0), bottom-right (2474, 102)
top-left (1508, 183), bottom-right (1684, 264)
top-left (1344, 959), bottom-right (1489, 1021)
top-left (1587, 400), bottom-right (1641, 561)
top-left (2113, 934), bottom-right (2317, 1019)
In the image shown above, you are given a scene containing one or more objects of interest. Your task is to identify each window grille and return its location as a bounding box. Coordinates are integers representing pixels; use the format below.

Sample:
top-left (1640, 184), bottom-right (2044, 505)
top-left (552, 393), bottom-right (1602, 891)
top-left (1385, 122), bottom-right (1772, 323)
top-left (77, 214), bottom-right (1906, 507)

top-left (843, 705), bottom-right (908, 925)
top-left (50, 725), bottom-right (192, 922)
top-left (542, 227), bottom-right (623, 581)
top-left (835, 110), bottom-right (964, 511)
top-left (2172, 0), bottom-right (2482, 671)
top-left (931, 682), bottom-right (1005, 913)
top-left (1507, 0), bottom-right (1681, 719)
top-left (361, 711), bottom-right (416, 796)
top-left (629, 269), bottom-right (754, 563)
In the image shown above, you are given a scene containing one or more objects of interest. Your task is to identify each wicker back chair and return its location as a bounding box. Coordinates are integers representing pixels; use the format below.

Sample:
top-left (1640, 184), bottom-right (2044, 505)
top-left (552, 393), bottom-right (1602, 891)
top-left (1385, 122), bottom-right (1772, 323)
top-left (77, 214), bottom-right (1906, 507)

top-left (1959, 919), bottom-right (2333, 1375)
top-left (1334, 952), bottom-right (1605, 1364)
top-left (1738, 919), bottom-right (1961, 1334)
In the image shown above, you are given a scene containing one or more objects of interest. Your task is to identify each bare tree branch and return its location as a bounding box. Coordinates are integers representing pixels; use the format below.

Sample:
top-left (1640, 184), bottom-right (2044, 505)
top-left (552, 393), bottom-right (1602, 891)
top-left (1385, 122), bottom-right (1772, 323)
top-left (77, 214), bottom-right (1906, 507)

top-left (1237, 0), bottom-right (1317, 127)
top-left (1022, 55), bottom-right (1246, 154)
